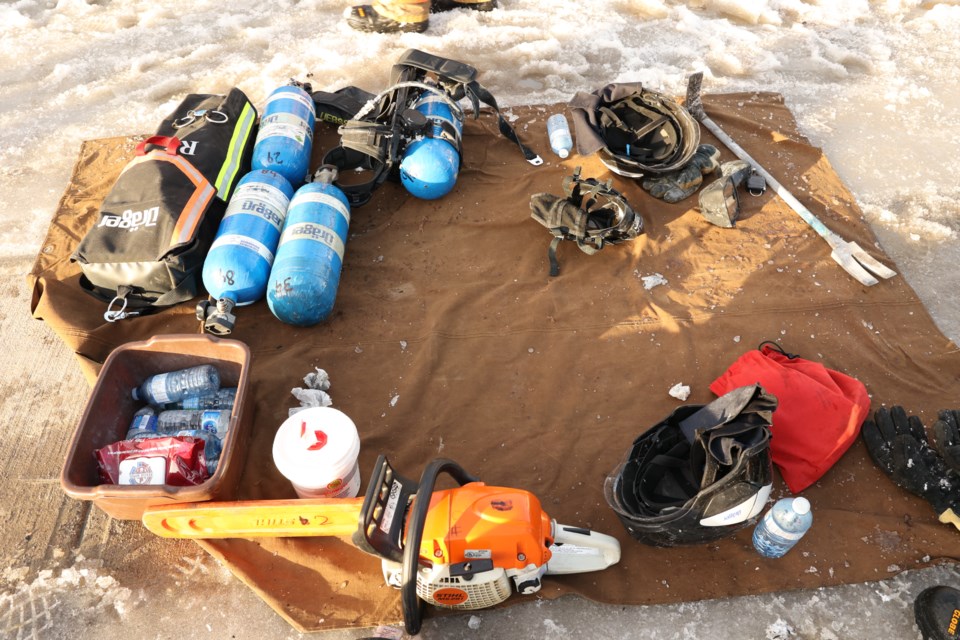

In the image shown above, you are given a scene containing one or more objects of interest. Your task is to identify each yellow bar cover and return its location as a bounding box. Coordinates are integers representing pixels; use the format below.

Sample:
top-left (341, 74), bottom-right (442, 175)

top-left (142, 497), bottom-right (365, 539)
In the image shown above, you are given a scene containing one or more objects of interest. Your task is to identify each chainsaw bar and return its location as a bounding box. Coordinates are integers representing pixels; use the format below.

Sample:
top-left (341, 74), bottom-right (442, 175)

top-left (142, 455), bottom-right (418, 541)
top-left (142, 496), bottom-right (365, 538)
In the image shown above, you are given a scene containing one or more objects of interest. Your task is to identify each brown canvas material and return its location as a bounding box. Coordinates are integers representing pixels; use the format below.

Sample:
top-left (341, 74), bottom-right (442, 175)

top-left (30, 93), bottom-right (960, 632)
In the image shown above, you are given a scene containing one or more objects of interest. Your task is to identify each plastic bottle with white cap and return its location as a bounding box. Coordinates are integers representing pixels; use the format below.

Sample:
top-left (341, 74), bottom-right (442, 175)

top-left (272, 406), bottom-right (361, 499)
top-left (752, 497), bottom-right (813, 558)
top-left (547, 113), bottom-right (573, 159)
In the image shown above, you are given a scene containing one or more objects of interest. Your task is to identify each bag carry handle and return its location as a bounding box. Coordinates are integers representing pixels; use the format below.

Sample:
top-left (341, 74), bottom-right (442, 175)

top-left (136, 135), bottom-right (181, 156)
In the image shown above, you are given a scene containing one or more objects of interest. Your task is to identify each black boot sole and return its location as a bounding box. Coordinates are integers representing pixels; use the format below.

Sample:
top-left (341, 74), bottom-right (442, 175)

top-left (431, 0), bottom-right (497, 13)
top-left (914, 585), bottom-right (960, 640)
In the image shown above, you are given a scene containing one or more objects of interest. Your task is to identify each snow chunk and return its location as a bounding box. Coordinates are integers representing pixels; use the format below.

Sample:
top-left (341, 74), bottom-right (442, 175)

top-left (669, 383), bottom-right (691, 401)
top-left (641, 273), bottom-right (668, 290)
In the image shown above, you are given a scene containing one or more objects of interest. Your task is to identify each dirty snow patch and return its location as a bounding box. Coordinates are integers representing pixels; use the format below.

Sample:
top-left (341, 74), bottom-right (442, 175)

top-left (766, 617), bottom-right (796, 639)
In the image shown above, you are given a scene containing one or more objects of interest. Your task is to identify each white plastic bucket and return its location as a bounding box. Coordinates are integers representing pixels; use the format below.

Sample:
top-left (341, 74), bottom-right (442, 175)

top-left (272, 407), bottom-right (361, 499)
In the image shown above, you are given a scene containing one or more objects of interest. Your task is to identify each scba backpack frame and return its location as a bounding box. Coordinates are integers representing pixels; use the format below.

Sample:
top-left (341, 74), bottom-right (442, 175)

top-left (323, 48), bottom-right (542, 207)
top-left (72, 88), bottom-right (257, 321)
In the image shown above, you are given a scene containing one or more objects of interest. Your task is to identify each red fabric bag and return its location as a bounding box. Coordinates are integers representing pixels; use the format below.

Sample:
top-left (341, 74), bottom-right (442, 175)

top-left (709, 342), bottom-right (870, 493)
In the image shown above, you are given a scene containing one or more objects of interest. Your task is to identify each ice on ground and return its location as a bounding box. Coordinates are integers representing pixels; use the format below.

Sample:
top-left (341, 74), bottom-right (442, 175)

top-left (669, 382), bottom-right (691, 400)
top-left (641, 273), bottom-right (669, 290)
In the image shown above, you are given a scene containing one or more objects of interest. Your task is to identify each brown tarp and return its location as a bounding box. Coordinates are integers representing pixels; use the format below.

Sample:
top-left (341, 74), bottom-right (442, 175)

top-left (30, 93), bottom-right (960, 632)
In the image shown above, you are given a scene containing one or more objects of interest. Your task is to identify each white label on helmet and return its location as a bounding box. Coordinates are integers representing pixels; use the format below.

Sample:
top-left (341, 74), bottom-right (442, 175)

top-left (699, 483), bottom-right (772, 527)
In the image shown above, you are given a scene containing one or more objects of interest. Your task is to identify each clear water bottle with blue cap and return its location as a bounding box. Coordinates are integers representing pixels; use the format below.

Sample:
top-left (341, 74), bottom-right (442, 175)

top-left (162, 387), bottom-right (238, 411)
top-left (546, 113), bottom-right (573, 159)
top-left (124, 406), bottom-right (158, 439)
top-left (752, 497), bottom-right (813, 558)
top-left (157, 409), bottom-right (231, 439)
top-left (175, 429), bottom-right (223, 476)
top-left (132, 365), bottom-right (220, 406)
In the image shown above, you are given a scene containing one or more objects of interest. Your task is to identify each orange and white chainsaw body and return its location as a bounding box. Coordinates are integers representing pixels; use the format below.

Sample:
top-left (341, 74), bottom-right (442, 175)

top-left (381, 558), bottom-right (541, 610)
top-left (381, 482), bottom-right (621, 610)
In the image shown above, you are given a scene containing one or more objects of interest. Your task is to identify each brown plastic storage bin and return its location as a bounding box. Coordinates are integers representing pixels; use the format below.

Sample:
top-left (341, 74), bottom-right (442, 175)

top-left (61, 334), bottom-right (252, 520)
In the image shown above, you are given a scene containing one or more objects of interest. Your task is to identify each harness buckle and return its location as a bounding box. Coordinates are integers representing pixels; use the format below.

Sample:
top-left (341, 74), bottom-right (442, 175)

top-left (173, 108), bottom-right (230, 129)
top-left (103, 286), bottom-right (141, 322)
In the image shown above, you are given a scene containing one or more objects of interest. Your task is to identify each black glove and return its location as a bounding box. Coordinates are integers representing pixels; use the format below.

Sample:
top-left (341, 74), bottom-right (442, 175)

top-left (932, 408), bottom-right (960, 473)
top-left (861, 406), bottom-right (960, 530)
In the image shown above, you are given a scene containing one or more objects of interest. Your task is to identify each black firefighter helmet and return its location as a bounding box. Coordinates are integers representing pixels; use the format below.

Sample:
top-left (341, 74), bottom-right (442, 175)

top-left (604, 384), bottom-right (776, 547)
top-left (569, 82), bottom-right (700, 178)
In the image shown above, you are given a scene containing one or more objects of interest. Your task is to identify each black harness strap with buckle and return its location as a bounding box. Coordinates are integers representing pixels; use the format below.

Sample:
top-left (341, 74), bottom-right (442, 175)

top-left (529, 167), bottom-right (644, 276)
top-left (322, 49), bottom-right (542, 207)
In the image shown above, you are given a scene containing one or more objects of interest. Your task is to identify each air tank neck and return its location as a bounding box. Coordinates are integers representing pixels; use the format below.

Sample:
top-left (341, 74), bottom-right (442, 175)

top-left (312, 165), bottom-right (339, 185)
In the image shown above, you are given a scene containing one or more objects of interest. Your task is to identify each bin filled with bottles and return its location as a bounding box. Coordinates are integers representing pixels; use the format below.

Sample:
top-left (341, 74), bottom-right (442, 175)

top-left (60, 335), bottom-right (252, 520)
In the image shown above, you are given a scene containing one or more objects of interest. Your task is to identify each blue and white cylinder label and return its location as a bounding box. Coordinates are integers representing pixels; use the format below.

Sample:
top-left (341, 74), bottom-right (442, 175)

top-left (278, 222), bottom-right (345, 260)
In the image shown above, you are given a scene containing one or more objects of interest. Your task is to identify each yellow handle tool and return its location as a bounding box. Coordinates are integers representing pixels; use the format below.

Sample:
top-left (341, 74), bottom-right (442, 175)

top-left (143, 497), bottom-right (365, 538)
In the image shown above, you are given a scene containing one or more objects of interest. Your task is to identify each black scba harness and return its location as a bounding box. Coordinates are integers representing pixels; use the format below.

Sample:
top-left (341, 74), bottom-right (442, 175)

top-left (322, 48), bottom-right (541, 207)
top-left (570, 82), bottom-right (700, 178)
top-left (529, 168), bottom-right (644, 276)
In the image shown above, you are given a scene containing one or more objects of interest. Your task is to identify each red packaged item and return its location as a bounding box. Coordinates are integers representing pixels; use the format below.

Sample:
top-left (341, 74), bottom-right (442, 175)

top-left (710, 342), bottom-right (870, 493)
top-left (95, 436), bottom-right (210, 486)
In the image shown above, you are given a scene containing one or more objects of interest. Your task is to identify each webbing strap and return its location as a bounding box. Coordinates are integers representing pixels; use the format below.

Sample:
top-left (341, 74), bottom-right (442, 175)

top-left (636, 442), bottom-right (699, 511)
top-left (547, 236), bottom-right (561, 277)
top-left (465, 80), bottom-right (542, 166)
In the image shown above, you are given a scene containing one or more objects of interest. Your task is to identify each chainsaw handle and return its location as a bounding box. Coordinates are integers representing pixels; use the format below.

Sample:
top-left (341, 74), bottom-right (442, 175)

top-left (402, 458), bottom-right (479, 636)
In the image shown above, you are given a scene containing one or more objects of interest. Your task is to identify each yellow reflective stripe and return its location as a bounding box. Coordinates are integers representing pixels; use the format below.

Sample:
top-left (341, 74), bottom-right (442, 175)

top-left (215, 102), bottom-right (257, 199)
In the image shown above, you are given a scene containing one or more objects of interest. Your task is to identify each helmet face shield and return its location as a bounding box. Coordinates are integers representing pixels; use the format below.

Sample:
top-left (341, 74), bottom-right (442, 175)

top-left (604, 384), bottom-right (776, 547)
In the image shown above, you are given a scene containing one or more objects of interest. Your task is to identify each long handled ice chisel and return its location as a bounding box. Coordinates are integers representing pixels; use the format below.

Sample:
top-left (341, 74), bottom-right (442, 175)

top-left (684, 72), bottom-right (897, 287)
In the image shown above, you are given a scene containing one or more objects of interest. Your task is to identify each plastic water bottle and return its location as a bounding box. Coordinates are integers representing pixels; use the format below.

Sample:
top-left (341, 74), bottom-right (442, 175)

top-left (752, 497), bottom-right (813, 558)
top-left (546, 113), bottom-right (573, 159)
top-left (162, 388), bottom-right (238, 411)
top-left (175, 429), bottom-right (223, 476)
top-left (124, 406), bottom-right (158, 439)
top-left (157, 409), bottom-right (231, 438)
top-left (132, 365), bottom-right (220, 405)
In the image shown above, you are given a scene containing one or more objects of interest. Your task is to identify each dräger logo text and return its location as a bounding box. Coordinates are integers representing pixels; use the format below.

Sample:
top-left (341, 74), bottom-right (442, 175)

top-left (98, 207), bottom-right (160, 231)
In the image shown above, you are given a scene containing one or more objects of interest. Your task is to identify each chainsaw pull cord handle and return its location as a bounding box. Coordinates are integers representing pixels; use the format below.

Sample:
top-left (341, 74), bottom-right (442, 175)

top-left (401, 458), bottom-right (479, 636)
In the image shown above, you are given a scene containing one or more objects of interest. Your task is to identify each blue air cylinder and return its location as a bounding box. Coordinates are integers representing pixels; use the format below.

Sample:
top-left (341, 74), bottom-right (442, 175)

top-left (399, 91), bottom-right (463, 200)
top-left (202, 169), bottom-right (295, 307)
top-left (267, 166), bottom-right (351, 326)
top-left (251, 84), bottom-right (316, 188)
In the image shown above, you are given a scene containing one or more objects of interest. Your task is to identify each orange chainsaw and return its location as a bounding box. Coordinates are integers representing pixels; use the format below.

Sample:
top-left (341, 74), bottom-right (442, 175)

top-left (142, 456), bottom-right (621, 634)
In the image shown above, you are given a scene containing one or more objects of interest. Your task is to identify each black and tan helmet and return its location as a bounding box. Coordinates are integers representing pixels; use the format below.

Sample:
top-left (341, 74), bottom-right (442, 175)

top-left (604, 384), bottom-right (776, 547)
top-left (569, 82), bottom-right (700, 178)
